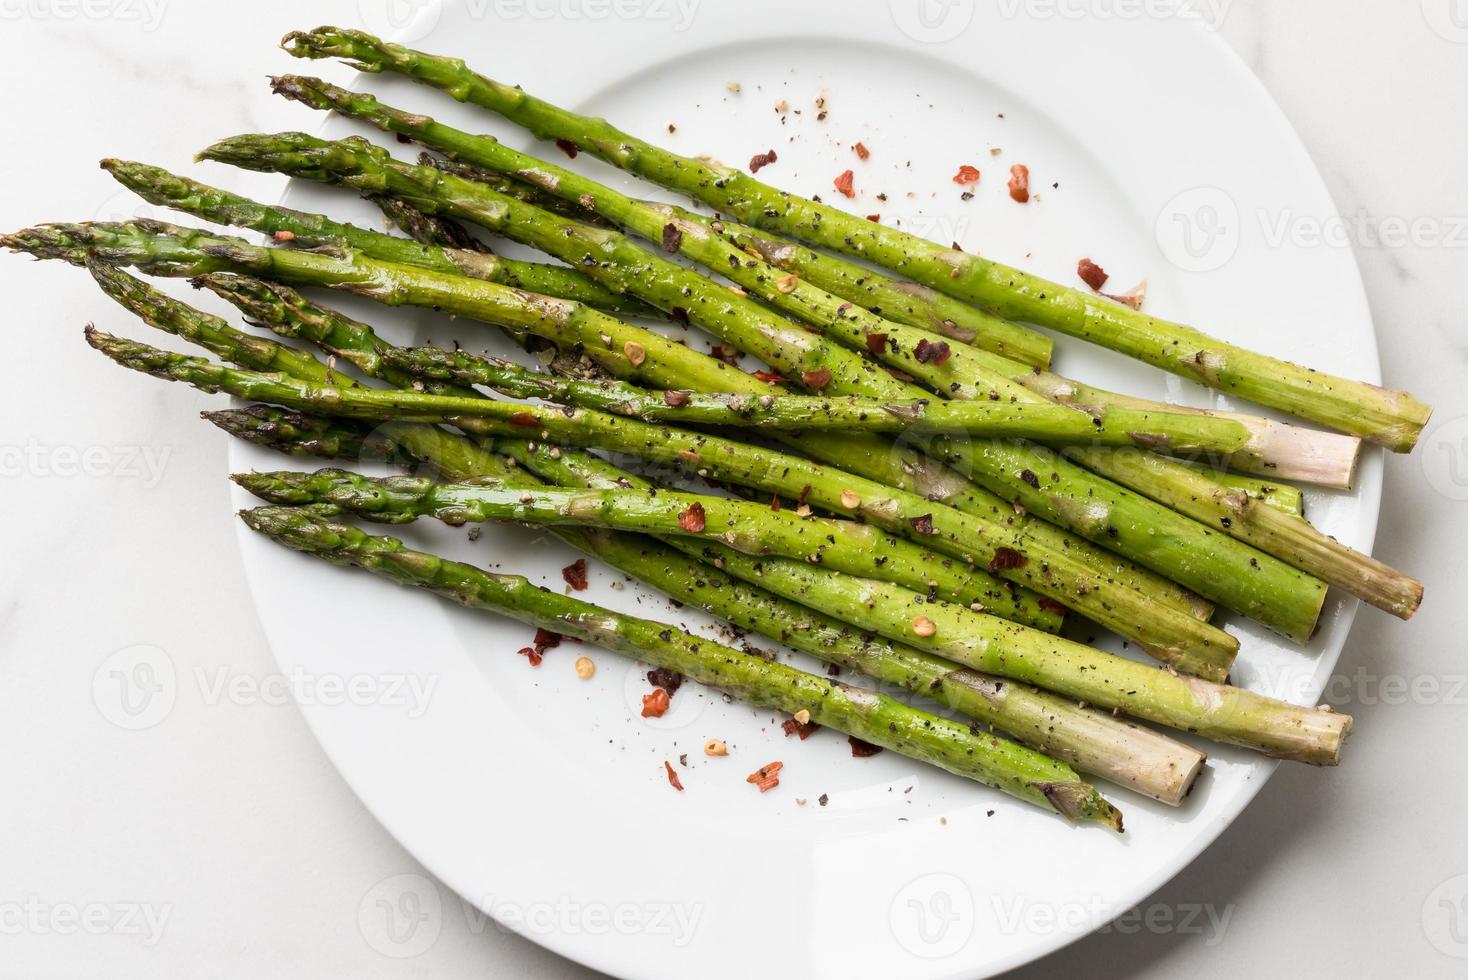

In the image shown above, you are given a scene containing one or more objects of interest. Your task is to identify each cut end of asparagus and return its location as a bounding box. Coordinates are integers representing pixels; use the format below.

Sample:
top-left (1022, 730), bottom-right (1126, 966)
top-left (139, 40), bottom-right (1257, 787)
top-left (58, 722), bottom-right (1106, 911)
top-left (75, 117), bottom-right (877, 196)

top-left (1240, 417), bottom-right (1363, 490)
top-left (1038, 781), bottom-right (1124, 832)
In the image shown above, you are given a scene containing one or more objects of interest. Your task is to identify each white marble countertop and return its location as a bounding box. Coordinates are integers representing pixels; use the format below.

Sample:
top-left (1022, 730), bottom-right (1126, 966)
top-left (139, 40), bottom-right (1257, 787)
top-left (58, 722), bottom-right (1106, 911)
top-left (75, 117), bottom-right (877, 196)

top-left (2, 2), bottom-right (1466, 976)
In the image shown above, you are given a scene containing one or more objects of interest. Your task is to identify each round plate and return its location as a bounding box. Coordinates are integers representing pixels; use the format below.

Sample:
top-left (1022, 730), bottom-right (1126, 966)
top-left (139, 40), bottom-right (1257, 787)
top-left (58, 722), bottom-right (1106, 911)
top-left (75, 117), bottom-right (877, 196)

top-left (230, 2), bottom-right (1381, 976)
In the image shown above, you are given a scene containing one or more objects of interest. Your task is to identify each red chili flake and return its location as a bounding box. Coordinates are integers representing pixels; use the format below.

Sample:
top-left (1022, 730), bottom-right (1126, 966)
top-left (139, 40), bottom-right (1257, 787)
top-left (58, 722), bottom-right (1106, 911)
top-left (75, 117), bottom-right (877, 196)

top-left (516, 646), bottom-right (543, 667)
top-left (865, 214), bottom-right (881, 223)
top-left (678, 501), bottom-right (707, 533)
top-left (913, 338), bottom-right (952, 365)
top-left (952, 165), bottom-right (981, 185)
top-left (832, 169), bottom-right (855, 198)
top-left (508, 411), bottom-right (539, 428)
top-left (801, 367), bottom-right (833, 390)
top-left (746, 760), bottom-right (784, 792)
top-left (770, 494), bottom-right (782, 512)
top-left (1037, 597), bottom-right (1070, 616)
top-left (782, 718), bottom-right (820, 740)
top-left (710, 343), bottom-right (741, 366)
top-left (661, 222), bottom-right (683, 253)
top-left (853, 142), bottom-right (870, 160)
top-left (562, 558), bottom-right (589, 590)
top-left (987, 547), bottom-right (1027, 573)
top-left (532, 628), bottom-right (563, 654)
top-left (663, 390), bottom-right (690, 407)
top-left (646, 667), bottom-right (684, 695)
top-left (641, 688), bottom-right (671, 718)
top-left (272, 230), bottom-right (296, 242)
top-left (1077, 258), bottom-right (1109, 291)
top-left (796, 485), bottom-right (813, 506)
top-left (555, 139), bottom-right (580, 159)
top-left (748, 149), bottom-right (778, 173)
top-left (753, 370), bottom-right (787, 384)
top-left (909, 513), bottom-right (935, 535)
top-left (848, 737), bottom-right (883, 758)
top-left (865, 332), bottom-right (889, 355)
top-left (663, 760), bottom-right (684, 791)
top-left (1008, 164), bottom-right (1030, 203)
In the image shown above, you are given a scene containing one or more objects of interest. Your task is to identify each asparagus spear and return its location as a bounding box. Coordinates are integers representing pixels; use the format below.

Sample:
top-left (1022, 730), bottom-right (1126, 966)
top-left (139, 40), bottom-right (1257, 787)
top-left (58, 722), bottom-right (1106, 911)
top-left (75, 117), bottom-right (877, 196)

top-left (369, 193), bottom-right (490, 253)
top-left (107, 266), bottom-right (1197, 801)
top-left (240, 505), bottom-right (1124, 826)
top-left (194, 136), bottom-right (1330, 642)
top-left (11, 219), bottom-right (1213, 640)
top-left (80, 323), bottom-right (1236, 676)
top-left (102, 158), bottom-right (658, 318)
top-left (359, 346), bottom-right (1251, 451)
top-left (671, 209), bottom-right (1363, 490)
top-left (283, 27), bottom-right (1432, 449)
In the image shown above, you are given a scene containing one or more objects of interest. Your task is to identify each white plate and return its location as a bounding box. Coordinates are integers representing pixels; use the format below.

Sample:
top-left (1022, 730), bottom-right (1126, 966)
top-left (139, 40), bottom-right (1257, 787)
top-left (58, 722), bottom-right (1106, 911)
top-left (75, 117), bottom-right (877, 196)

top-left (229, 2), bottom-right (1381, 976)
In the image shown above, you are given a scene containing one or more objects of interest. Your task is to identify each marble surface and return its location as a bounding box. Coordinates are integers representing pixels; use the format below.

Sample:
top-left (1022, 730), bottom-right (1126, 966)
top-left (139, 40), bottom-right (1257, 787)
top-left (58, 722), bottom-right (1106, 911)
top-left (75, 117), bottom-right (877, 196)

top-left (2, 2), bottom-right (1466, 976)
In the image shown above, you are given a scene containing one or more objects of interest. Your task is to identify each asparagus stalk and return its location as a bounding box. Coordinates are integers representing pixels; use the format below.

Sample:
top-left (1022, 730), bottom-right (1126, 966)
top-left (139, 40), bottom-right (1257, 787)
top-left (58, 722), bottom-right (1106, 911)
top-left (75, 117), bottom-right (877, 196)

top-left (1064, 446), bottom-right (1423, 618)
top-left (102, 158), bottom-right (657, 318)
top-left (1190, 466), bottom-right (1303, 519)
top-left (284, 27), bottom-right (1432, 449)
top-left (360, 346), bottom-right (1252, 451)
top-left (115, 162), bottom-right (1215, 625)
top-left (240, 505), bottom-right (1124, 826)
top-left (369, 193), bottom-right (490, 253)
top-left (197, 130), bottom-right (1332, 643)
top-left (11, 219), bottom-right (1213, 643)
top-left (81, 323), bottom-right (1236, 676)
top-left (103, 266), bottom-right (1196, 800)
top-left (672, 210), bottom-right (1363, 490)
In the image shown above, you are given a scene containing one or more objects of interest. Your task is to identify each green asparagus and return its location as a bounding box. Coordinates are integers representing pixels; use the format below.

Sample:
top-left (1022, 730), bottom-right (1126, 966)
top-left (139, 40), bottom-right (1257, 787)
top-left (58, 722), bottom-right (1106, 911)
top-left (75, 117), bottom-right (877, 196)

top-left (240, 505), bottom-right (1125, 826)
top-left (282, 26), bottom-right (1432, 449)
